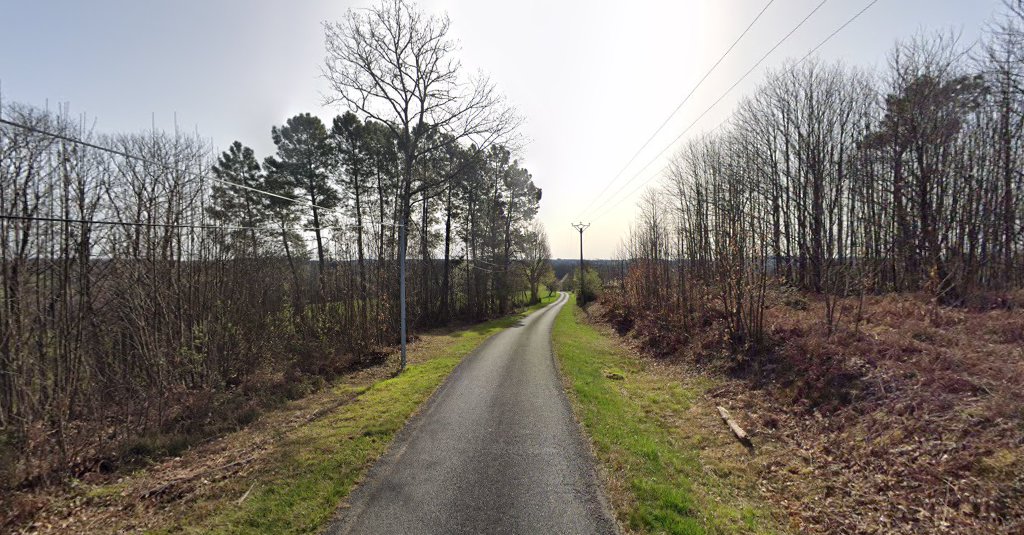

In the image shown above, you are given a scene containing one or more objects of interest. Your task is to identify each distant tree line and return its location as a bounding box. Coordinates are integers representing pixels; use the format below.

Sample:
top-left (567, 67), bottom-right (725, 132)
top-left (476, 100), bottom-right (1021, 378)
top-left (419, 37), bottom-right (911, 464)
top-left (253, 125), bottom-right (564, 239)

top-left (619, 3), bottom-right (1024, 345)
top-left (0, 0), bottom-right (551, 487)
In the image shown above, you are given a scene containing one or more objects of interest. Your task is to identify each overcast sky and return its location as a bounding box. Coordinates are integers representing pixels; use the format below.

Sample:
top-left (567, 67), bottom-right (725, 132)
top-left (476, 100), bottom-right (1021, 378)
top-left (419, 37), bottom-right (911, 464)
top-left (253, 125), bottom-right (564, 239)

top-left (0, 0), bottom-right (1006, 258)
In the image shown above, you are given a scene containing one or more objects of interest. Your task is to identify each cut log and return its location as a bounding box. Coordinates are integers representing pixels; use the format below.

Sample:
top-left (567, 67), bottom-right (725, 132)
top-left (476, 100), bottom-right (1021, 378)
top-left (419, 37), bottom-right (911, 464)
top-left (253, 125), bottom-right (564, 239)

top-left (717, 406), bottom-right (751, 446)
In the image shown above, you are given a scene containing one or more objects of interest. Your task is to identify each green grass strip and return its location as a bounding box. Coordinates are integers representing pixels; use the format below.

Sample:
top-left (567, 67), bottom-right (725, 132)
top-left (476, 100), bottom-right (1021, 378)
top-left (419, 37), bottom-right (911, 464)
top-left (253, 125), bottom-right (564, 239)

top-left (552, 295), bottom-right (781, 535)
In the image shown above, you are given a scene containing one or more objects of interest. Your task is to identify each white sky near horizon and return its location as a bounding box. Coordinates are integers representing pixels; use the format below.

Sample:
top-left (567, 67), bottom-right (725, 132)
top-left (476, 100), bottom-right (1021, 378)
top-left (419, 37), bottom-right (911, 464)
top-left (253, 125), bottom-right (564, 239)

top-left (0, 0), bottom-right (1004, 258)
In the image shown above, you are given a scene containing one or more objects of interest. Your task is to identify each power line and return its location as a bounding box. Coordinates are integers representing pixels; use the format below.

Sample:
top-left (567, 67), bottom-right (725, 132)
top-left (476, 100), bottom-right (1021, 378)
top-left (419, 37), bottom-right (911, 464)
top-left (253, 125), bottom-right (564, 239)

top-left (589, 0), bottom-right (881, 223)
top-left (0, 116), bottom-right (331, 212)
top-left (0, 213), bottom-right (266, 231)
top-left (599, 120), bottom-right (730, 214)
top-left (576, 0), bottom-right (776, 220)
top-left (0, 213), bottom-right (374, 233)
top-left (583, 0), bottom-right (830, 221)
top-left (0, 115), bottom-right (406, 230)
top-left (795, 0), bottom-right (880, 64)
top-left (582, 0), bottom-right (831, 222)
top-left (3, 87), bottom-right (419, 378)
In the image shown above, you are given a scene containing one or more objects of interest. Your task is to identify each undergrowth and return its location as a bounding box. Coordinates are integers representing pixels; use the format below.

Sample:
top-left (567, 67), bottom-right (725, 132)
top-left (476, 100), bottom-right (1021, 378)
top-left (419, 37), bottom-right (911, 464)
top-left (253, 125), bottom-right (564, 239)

top-left (596, 287), bottom-right (1024, 533)
top-left (553, 294), bottom-right (783, 534)
top-left (2, 296), bottom-right (557, 534)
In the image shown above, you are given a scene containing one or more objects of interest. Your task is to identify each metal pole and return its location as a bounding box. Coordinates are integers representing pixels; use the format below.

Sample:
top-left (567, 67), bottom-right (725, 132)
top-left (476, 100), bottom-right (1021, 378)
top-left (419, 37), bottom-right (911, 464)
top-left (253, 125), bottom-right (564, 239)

top-left (399, 221), bottom-right (407, 370)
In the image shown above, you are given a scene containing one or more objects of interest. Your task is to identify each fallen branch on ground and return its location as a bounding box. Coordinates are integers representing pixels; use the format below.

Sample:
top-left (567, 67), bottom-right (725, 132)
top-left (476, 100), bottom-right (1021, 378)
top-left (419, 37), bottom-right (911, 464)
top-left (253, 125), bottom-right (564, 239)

top-left (717, 406), bottom-right (752, 447)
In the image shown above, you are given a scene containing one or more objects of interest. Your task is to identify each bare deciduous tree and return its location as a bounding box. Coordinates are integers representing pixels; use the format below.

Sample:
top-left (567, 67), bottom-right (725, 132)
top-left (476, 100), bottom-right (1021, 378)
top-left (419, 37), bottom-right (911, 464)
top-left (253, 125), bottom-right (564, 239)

top-left (323, 0), bottom-right (521, 368)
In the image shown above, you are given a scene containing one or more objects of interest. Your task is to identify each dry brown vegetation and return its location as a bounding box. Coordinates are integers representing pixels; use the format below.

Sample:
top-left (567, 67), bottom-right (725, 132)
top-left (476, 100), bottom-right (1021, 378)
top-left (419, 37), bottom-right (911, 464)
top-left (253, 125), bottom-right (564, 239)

top-left (2, 365), bottom-right (369, 533)
top-left (0, 0), bottom-right (548, 497)
top-left (601, 5), bottom-right (1024, 531)
top-left (600, 288), bottom-right (1024, 533)
top-left (0, 311), bottom-right (532, 534)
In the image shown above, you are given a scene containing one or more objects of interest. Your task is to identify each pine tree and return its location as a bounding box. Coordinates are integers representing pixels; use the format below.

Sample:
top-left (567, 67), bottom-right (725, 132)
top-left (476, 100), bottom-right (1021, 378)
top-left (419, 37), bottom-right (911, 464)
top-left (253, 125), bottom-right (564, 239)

top-left (208, 141), bottom-right (267, 256)
top-left (264, 113), bottom-right (341, 275)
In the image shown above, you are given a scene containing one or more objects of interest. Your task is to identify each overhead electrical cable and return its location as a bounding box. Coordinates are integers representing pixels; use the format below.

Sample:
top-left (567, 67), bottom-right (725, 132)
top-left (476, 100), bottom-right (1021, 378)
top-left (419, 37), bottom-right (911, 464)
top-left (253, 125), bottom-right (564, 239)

top-left (0, 116), bottom-right (402, 229)
top-left (588, 0), bottom-right (881, 222)
top-left (576, 0), bottom-right (777, 219)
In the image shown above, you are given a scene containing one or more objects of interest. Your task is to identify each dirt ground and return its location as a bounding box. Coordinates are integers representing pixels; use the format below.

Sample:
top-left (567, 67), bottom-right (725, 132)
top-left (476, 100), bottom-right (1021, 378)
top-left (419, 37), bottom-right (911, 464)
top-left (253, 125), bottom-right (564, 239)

top-left (594, 291), bottom-right (1024, 534)
top-left (1, 333), bottom-right (448, 534)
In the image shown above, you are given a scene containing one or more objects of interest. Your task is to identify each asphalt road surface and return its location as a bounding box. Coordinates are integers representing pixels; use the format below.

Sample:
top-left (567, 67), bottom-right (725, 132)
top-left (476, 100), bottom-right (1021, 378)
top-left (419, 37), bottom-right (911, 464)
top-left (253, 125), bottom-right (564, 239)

top-left (325, 292), bottom-right (618, 535)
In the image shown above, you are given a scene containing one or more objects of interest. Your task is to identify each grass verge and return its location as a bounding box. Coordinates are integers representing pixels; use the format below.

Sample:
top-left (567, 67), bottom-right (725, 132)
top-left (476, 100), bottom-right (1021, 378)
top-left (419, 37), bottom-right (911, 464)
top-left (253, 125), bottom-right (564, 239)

top-left (552, 295), bottom-right (785, 535)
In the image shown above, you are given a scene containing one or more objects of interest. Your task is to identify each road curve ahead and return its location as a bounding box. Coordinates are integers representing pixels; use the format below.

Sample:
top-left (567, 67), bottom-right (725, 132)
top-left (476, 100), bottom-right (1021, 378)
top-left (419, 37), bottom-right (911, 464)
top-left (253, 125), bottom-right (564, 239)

top-left (325, 292), bottom-right (618, 535)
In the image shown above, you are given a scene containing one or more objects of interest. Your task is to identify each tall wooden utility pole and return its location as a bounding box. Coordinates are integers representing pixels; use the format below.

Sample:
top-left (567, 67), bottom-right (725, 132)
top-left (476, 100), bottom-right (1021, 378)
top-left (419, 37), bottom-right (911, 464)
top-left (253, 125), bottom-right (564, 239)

top-left (572, 222), bottom-right (590, 305)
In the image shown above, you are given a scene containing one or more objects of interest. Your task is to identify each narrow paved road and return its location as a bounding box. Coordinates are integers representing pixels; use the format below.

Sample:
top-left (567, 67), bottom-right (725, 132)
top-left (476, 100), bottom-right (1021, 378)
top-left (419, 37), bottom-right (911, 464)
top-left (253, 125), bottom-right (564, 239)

top-left (325, 292), bottom-right (618, 535)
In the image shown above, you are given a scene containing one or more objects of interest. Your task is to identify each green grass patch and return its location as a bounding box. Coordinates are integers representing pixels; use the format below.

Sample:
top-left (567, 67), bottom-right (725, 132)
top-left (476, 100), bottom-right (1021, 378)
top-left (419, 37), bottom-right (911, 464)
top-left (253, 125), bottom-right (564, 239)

top-left (552, 295), bottom-right (783, 535)
top-left (155, 295), bottom-right (558, 535)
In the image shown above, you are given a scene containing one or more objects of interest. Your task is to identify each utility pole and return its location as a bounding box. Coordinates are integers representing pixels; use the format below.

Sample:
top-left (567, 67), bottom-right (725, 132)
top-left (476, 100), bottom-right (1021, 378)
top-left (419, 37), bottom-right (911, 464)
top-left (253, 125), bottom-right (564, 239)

top-left (399, 220), bottom-right (408, 370)
top-left (572, 222), bottom-right (590, 305)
